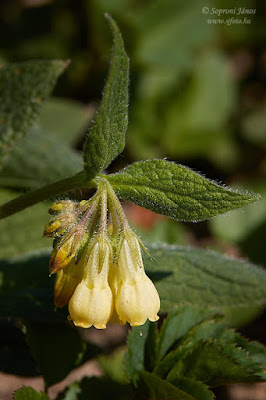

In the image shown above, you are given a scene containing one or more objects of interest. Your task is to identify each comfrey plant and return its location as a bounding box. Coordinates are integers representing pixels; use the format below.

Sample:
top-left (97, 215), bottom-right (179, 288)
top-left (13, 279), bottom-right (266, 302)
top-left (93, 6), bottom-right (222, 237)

top-left (0, 14), bottom-right (266, 400)
top-left (44, 179), bottom-right (160, 328)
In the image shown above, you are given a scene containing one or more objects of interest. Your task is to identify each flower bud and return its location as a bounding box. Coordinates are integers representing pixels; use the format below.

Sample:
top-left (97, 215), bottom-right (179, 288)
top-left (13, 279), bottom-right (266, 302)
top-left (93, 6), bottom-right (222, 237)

top-left (48, 200), bottom-right (78, 215)
top-left (49, 225), bottom-right (85, 273)
top-left (114, 230), bottom-right (160, 326)
top-left (43, 212), bottom-right (77, 238)
top-left (49, 236), bottom-right (75, 273)
top-left (68, 234), bottom-right (113, 329)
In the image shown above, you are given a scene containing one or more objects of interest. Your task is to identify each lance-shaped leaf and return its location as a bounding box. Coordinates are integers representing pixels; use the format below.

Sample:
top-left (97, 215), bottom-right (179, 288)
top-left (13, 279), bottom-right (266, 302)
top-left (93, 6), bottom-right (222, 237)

top-left (83, 15), bottom-right (129, 181)
top-left (0, 59), bottom-right (69, 170)
top-left (106, 159), bottom-right (259, 221)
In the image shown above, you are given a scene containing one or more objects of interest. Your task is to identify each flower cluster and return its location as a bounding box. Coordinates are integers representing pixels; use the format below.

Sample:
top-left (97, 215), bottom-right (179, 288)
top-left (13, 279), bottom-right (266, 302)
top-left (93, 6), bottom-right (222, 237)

top-left (44, 178), bottom-right (160, 329)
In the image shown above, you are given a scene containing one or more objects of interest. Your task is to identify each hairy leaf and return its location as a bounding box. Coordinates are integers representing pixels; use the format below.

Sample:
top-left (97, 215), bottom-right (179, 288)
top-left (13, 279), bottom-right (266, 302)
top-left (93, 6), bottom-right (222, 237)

top-left (158, 306), bottom-right (216, 360)
top-left (1, 243), bottom-right (266, 321)
top-left (125, 305), bottom-right (266, 394)
top-left (144, 244), bottom-right (266, 311)
top-left (0, 60), bottom-right (68, 170)
top-left (13, 387), bottom-right (50, 400)
top-left (167, 341), bottom-right (264, 386)
top-left (106, 160), bottom-right (259, 221)
top-left (83, 15), bottom-right (129, 180)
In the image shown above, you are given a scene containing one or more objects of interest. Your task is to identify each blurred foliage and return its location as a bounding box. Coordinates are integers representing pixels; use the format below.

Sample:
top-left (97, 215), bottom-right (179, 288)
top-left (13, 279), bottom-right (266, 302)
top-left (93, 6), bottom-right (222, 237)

top-left (0, 1), bottom-right (265, 398)
top-left (0, 0), bottom-right (265, 266)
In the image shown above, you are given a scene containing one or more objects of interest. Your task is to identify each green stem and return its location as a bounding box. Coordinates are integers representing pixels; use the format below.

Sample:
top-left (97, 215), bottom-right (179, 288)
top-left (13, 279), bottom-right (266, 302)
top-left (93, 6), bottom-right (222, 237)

top-left (97, 175), bottom-right (129, 229)
top-left (108, 196), bottom-right (120, 237)
top-left (99, 187), bottom-right (108, 233)
top-left (0, 171), bottom-right (96, 220)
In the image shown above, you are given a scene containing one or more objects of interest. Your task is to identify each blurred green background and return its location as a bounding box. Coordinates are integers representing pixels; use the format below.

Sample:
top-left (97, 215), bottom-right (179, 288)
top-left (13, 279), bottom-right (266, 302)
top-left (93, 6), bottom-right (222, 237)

top-left (0, 0), bottom-right (265, 269)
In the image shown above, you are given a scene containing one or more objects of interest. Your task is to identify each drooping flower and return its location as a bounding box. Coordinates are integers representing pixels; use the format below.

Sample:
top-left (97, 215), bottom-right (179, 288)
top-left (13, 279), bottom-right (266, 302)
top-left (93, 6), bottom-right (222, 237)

top-left (68, 234), bottom-right (113, 329)
top-left (45, 179), bottom-right (160, 329)
top-left (112, 229), bottom-right (160, 327)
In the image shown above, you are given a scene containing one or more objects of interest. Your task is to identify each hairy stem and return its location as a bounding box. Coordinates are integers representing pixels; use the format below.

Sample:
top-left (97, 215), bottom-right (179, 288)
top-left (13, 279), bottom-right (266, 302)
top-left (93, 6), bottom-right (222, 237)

top-left (0, 171), bottom-right (96, 220)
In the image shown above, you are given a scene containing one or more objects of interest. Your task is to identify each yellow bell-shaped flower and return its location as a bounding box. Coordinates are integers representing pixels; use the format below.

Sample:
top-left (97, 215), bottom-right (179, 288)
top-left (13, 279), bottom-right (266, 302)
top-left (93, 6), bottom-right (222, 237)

top-left (114, 230), bottom-right (160, 326)
top-left (54, 257), bottom-right (84, 308)
top-left (69, 234), bottom-right (113, 329)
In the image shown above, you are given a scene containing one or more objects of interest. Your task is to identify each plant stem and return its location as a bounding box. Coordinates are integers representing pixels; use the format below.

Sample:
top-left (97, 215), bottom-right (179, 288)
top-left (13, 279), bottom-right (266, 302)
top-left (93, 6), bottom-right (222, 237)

top-left (97, 175), bottom-right (129, 228)
top-left (0, 171), bottom-right (96, 220)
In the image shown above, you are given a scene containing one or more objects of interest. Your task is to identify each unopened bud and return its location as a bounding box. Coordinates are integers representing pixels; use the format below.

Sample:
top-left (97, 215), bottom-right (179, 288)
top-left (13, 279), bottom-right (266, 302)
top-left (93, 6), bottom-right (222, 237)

top-left (48, 200), bottom-right (78, 215)
top-left (49, 226), bottom-right (85, 273)
top-left (43, 212), bottom-right (77, 237)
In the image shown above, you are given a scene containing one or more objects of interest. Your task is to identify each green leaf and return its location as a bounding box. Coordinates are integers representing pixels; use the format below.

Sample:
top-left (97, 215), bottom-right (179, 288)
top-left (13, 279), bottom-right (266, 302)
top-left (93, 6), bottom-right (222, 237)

top-left (2, 242), bottom-right (266, 322)
top-left (25, 321), bottom-right (97, 387)
top-left (243, 342), bottom-right (266, 379)
top-left (124, 320), bottom-right (151, 386)
top-left (154, 310), bottom-right (225, 379)
top-left (0, 189), bottom-right (51, 257)
top-left (125, 305), bottom-right (266, 394)
top-left (0, 127), bottom-right (82, 189)
top-left (106, 160), bottom-right (259, 221)
top-left (0, 60), bottom-right (68, 170)
top-left (138, 371), bottom-right (194, 400)
top-left (0, 249), bottom-right (65, 321)
top-left (143, 244), bottom-right (266, 311)
top-left (166, 377), bottom-right (214, 400)
top-left (83, 15), bottom-right (129, 181)
top-left (157, 306), bottom-right (216, 360)
top-left (99, 347), bottom-right (128, 384)
top-left (13, 386), bottom-right (50, 400)
top-left (39, 97), bottom-right (93, 146)
top-left (167, 341), bottom-right (264, 386)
